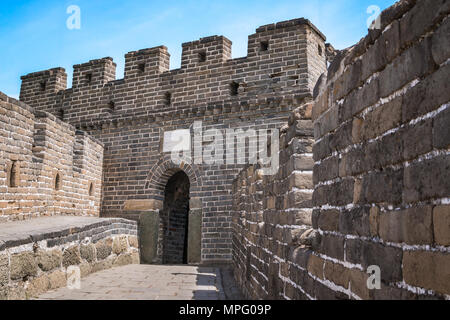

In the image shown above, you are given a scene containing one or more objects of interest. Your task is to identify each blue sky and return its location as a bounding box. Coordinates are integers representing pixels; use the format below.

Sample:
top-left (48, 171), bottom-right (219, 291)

top-left (0, 0), bottom-right (396, 98)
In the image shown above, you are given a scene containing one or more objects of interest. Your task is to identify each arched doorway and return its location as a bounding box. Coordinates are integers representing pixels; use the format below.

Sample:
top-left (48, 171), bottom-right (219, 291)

top-left (140, 158), bottom-right (203, 265)
top-left (161, 171), bottom-right (190, 264)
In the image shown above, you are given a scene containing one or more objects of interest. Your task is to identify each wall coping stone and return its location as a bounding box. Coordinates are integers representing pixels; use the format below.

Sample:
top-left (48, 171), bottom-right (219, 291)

top-left (0, 217), bottom-right (137, 251)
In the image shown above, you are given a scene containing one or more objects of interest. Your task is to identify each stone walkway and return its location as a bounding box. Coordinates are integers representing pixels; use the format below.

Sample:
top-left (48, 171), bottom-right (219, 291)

top-left (37, 264), bottom-right (243, 300)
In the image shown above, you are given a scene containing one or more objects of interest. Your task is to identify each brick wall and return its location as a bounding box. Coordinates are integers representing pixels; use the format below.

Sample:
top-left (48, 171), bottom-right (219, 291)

top-left (232, 103), bottom-right (316, 299)
top-left (233, 0), bottom-right (449, 299)
top-left (0, 92), bottom-right (103, 223)
top-left (19, 18), bottom-right (327, 263)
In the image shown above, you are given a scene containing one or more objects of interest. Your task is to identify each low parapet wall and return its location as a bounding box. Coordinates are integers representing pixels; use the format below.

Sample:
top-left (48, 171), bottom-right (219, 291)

top-left (0, 216), bottom-right (138, 300)
top-left (0, 92), bottom-right (104, 223)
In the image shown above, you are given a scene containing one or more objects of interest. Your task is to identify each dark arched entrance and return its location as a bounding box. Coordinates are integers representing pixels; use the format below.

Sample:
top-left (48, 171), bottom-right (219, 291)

top-left (161, 171), bottom-right (190, 264)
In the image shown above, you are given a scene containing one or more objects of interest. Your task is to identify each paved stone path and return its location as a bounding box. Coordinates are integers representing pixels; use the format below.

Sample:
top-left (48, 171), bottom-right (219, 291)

top-left (38, 264), bottom-right (243, 300)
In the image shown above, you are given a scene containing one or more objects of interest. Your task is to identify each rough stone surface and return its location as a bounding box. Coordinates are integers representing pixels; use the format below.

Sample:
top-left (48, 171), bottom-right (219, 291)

top-left (10, 252), bottom-right (38, 280)
top-left (0, 217), bottom-right (139, 300)
top-left (128, 236), bottom-right (138, 248)
top-left (379, 207), bottom-right (433, 245)
top-left (403, 251), bottom-right (450, 295)
top-left (80, 244), bottom-right (96, 263)
top-left (233, 0), bottom-right (450, 300)
top-left (48, 270), bottom-right (66, 290)
top-left (36, 249), bottom-right (62, 272)
top-left (96, 239), bottom-right (113, 261)
top-left (113, 236), bottom-right (128, 255)
top-left (62, 246), bottom-right (82, 268)
top-left (0, 254), bottom-right (8, 287)
top-left (26, 275), bottom-right (50, 298)
top-left (433, 206), bottom-right (450, 246)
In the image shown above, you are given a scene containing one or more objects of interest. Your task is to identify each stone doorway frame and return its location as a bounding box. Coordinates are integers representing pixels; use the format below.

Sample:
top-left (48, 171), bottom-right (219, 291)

top-left (140, 157), bottom-right (203, 265)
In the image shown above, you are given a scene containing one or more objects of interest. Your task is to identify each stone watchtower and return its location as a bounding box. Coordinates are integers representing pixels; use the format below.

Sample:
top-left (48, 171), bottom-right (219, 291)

top-left (19, 18), bottom-right (327, 265)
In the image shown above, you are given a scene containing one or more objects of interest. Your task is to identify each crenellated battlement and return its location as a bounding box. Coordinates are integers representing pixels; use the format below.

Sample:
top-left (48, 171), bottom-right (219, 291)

top-left (19, 68), bottom-right (67, 110)
top-left (19, 18), bottom-right (328, 127)
top-left (73, 57), bottom-right (117, 89)
top-left (181, 35), bottom-right (232, 68)
top-left (125, 46), bottom-right (170, 80)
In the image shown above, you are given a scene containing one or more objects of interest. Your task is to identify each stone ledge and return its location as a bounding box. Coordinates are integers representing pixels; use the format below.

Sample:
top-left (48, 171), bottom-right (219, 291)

top-left (0, 216), bottom-right (139, 300)
top-left (0, 216), bottom-right (137, 251)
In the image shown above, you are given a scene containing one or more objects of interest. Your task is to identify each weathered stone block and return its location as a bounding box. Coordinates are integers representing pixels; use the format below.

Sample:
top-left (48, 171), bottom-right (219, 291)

top-left (314, 209), bottom-right (339, 232)
top-left (36, 249), bottom-right (62, 272)
top-left (323, 261), bottom-right (350, 289)
top-left (6, 283), bottom-right (26, 300)
top-left (292, 154), bottom-right (314, 171)
top-left (289, 172), bottom-right (313, 190)
top-left (123, 199), bottom-right (163, 211)
top-left (95, 238), bottom-right (113, 260)
top-left (288, 190), bottom-right (312, 208)
top-left (113, 253), bottom-right (133, 267)
top-left (80, 244), bottom-right (96, 263)
top-left (131, 251), bottom-right (140, 264)
top-left (345, 240), bottom-right (402, 283)
top-left (314, 104), bottom-right (339, 139)
top-left (362, 168), bottom-right (403, 205)
top-left (402, 62), bottom-right (450, 123)
top-left (400, 0), bottom-right (450, 48)
top-left (0, 254), bottom-right (8, 287)
top-left (360, 96), bottom-right (402, 141)
top-left (91, 257), bottom-right (114, 273)
top-left (313, 179), bottom-right (354, 207)
top-left (307, 254), bottom-right (324, 280)
top-left (314, 156), bottom-right (338, 183)
top-left (10, 252), bottom-right (38, 280)
top-left (343, 78), bottom-right (379, 123)
top-left (379, 37), bottom-right (434, 99)
top-left (403, 155), bottom-right (450, 203)
top-left (403, 250), bottom-right (450, 295)
top-left (128, 235), bottom-right (138, 248)
top-left (339, 146), bottom-right (365, 177)
top-left (26, 275), bottom-right (50, 298)
top-left (349, 268), bottom-right (370, 300)
top-left (313, 134), bottom-right (331, 161)
top-left (79, 263), bottom-right (92, 278)
top-left (62, 246), bottom-right (82, 268)
top-left (402, 118), bottom-right (433, 161)
top-left (379, 206), bottom-right (433, 245)
top-left (112, 236), bottom-right (129, 255)
top-left (433, 106), bottom-right (450, 149)
top-left (319, 234), bottom-right (344, 260)
top-left (290, 247), bottom-right (312, 269)
top-left (369, 206), bottom-right (380, 237)
top-left (431, 15), bottom-right (450, 65)
top-left (48, 270), bottom-right (66, 290)
top-left (339, 206), bottom-right (371, 237)
top-left (294, 209), bottom-right (312, 226)
top-left (433, 206), bottom-right (450, 246)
